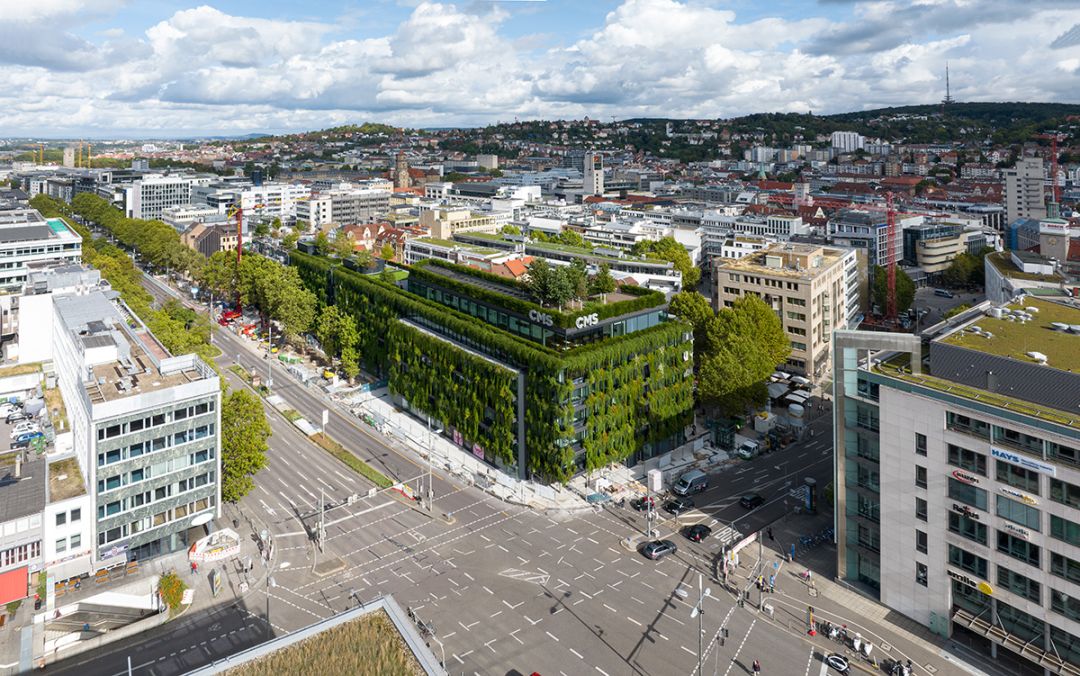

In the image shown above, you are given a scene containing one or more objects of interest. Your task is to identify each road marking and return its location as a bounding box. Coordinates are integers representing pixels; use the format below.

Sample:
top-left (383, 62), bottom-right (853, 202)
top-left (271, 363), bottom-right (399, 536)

top-left (626, 616), bottom-right (642, 627)
top-left (524, 615), bottom-right (541, 625)
top-left (681, 645), bottom-right (696, 656)
top-left (546, 631), bottom-right (560, 642)
top-left (569, 648), bottom-right (583, 659)
top-left (503, 599), bottom-right (524, 610)
top-left (509, 629), bottom-right (524, 644)
top-left (818, 655), bottom-right (830, 676)
top-left (596, 666), bottom-right (610, 675)
top-left (603, 603), bottom-right (617, 613)
top-left (490, 610), bottom-right (502, 618)
top-left (484, 638), bottom-right (498, 653)
top-left (722, 618), bottom-right (757, 676)
top-left (803, 647), bottom-right (815, 676)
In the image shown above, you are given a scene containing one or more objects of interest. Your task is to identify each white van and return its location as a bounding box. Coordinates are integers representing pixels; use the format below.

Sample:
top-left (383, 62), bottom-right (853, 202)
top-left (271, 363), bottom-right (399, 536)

top-left (737, 441), bottom-right (760, 460)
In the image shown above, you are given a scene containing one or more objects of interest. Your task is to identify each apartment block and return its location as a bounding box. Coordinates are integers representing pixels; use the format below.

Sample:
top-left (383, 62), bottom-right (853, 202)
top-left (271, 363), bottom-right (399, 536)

top-left (1004, 158), bottom-right (1047, 225)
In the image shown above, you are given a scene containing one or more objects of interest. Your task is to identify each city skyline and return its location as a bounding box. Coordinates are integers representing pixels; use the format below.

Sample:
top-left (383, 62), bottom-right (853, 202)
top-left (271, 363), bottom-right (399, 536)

top-left (1, 0), bottom-right (1080, 137)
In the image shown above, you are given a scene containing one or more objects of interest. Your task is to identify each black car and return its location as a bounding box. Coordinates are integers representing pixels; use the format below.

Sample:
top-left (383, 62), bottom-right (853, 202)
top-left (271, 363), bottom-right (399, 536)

top-left (631, 496), bottom-right (655, 512)
top-left (5, 412), bottom-right (28, 424)
top-left (739, 493), bottom-right (765, 509)
top-left (641, 539), bottom-right (677, 560)
top-left (664, 497), bottom-right (695, 516)
top-left (682, 524), bottom-right (712, 542)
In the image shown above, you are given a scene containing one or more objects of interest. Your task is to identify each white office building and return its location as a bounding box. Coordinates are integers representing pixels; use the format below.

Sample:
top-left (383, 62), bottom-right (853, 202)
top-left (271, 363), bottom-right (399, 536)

top-left (0, 208), bottom-right (83, 291)
top-left (124, 175), bottom-right (193, 221)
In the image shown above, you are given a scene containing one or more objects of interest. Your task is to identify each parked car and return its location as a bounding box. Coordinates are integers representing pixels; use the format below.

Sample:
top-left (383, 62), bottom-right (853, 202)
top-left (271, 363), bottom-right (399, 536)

top-left (5, 411), bottom-right (28, 424)
top-left (682, 524), bottom-right (712, 542)
top-left (631, 496), bottom-right (655, 512)
top-left (737, 441), bottom-right (760, 460)
top-left (934, 289), bottom-right (955, 299)
top-left (641, 539), bottom-right (678, 560)
top-left (14, 431), bottom-right (43, 444)
top-left (0, 402), bottom-right (21, 417)
top-left (664, 496), bottom-right (695, 516)
top-left (10, 423), bottom-right (38, 438)
top-left (825, 654), bottom-right (850, 674)
top-left (739, 493), bottom-right (765, 509)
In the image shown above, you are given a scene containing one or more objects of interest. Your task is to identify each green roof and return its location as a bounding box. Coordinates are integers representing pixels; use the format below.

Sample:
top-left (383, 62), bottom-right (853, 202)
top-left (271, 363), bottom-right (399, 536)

top-left (940, 298), bottom-right (1080, 373)
top-left (415, 238), bottom-right (500, 255)
top-left (986, 251), bottom-right (1063, 283)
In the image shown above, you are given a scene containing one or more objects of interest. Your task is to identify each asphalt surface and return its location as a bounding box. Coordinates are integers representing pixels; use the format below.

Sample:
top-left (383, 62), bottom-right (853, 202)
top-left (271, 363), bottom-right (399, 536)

top-left (44, 263), bottom-right (1000, 676)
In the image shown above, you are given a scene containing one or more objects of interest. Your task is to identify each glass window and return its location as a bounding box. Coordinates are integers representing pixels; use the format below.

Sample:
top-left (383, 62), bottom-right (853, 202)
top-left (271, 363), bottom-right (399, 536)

top-left (151, 414), bottom-right (165, 427)
top-left (104, 424), bottom-right (121, 439)
top-left (70, 509), bottom-right (80, 522)
top-left (948, 544), bottom-right (987, 579)
top-left (105, 501), bottom-right (121, 516)
top-left (916, 497), bottom-right (927, 521)
top-left (916, 562), bottom-right (928, 587)
top-left (70, 534), bottom-right (80, 549)
top-left (915, 465), bottom-right (927, 489)
top-left (1052, 590), bottom-right (1080, 623)
top-left (1051, 478), bottom-right (1080, 508)
top-left (130, 468), bottom-right (144, 483)
top-left (55, 512), bottom-right (65, 527)
top-left (103, 475), bottom-right (121, 491)
top-left (1053, 553), bottom-right (1080, 585)
top-left (104, 449), bottom-right (121, 464)
top-left (995, 495), bottom-right (1041, 531)
top-left (129, 418), bottom-right (144, 432)
top-left (946, 412), bottom-right (990, 440)
top-left (1052, 515), bottom-right (1080, 547)
top-left (948, 478), bottom-right (987, 510)
top-left (174, 407), bottom-right (188, 421)
top-left (993, 426), bottom-right (1043, 455)
top-left (998, 566), bottom-right (1040, 603)
top-left (948, 511), bottom-right (987, 545)
top-left (129, 443), bottom-right (144, 458)
top-left (1048, 442), bottom-right (1080, 469)
top-left (55, 538), bottom-right (66, 553)
top-left (997, 530), bottom-right (1040, 566)
top-left (915, 433), bottom-right (927, 456)
top-left (916, 529), bottom-right (927, 554)
top-left (995, 461), bottom-right (1040, 494)
top-left (947, 444), bottom-right (986, 476)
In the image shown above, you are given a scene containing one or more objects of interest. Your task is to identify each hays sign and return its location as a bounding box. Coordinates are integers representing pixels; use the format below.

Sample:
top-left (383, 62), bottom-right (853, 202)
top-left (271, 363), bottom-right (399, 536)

top-left (990, 447), bottom-right (1056, 477)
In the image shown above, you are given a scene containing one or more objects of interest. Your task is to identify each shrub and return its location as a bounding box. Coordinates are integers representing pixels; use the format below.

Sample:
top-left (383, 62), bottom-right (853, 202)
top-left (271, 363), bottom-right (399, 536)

top-left (158, 571), bottom-right (187, 611)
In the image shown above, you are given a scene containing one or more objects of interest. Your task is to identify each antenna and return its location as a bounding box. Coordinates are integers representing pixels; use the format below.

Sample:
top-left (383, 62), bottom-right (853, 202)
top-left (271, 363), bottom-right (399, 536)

top-left (942, 62), bottom-right (955, 105)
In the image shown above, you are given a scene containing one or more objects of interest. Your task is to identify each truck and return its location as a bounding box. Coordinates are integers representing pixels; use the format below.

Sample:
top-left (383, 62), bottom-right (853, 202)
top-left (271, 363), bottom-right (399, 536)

top-left (737, 440), bottom-right (760, 460)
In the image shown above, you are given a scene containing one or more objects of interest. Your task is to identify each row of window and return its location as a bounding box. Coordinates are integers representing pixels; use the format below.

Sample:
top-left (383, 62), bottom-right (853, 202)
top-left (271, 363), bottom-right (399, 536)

top-left (98, 471), bottom-right (214, 521)
top-left (55, 508), bottom-right (81, 527)
top-left (96, 401), bottom-right (215, 441)
top-left (98, 424), bottom-right (214, 468)
top-left (55, 534), bottom-right (82, 554)
top-left (98, 496), bottom-right (215, 547)
top-left (945, 412), bottom-right (1079, 467)
top-left (1, 541), bottom-right (40, 568)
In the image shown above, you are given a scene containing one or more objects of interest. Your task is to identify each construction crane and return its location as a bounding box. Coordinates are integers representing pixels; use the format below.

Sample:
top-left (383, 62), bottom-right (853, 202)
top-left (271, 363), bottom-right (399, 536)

top-left (225, 205), bottom-right (244, 268)
top-left (1035, 132), bottom-right (1065, 206)
top-left (885, 192), bottom-right (898, 323)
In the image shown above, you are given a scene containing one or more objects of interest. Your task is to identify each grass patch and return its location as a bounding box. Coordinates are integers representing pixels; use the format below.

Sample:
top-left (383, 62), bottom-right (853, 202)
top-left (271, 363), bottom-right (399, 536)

top-left (48, 457), bottom-right (86, 500)
top-left (44, 384), bottom-right (68, 432)
top-left (224, 610), bottom-right (421, 676)
top-left (0, 363), bottom-right (41, 378)
top-left (229, 364), bottom-right (252, 382)
top-left (282, 409), bottom-right (302, 423)
top-left (986, 251), bottom-right (1063, 283)
top-left (311, 433), bottom-right (393, 489)
top-left (940, 297), bottom-right (1080, 372)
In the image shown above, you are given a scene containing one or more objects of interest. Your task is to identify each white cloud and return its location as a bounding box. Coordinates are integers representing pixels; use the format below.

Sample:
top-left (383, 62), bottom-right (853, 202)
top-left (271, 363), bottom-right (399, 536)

top-left (0, 0), bottom-right (1078, 135)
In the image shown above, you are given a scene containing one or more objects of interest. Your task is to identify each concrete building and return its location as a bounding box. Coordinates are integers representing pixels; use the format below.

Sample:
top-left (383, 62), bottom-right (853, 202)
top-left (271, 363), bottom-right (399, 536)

top-left (831, 131), bottom-right (865, 153)
top-left (833, 298), bottom-right (1080, 675)
top-left (584, 152), bottom-right (604, 197)
top-left (1004, 158), bottom-right (1047, 225)
top-left (326, 188), bottom-right (390, 226)
top-left (52, 291), bottom-right (221, 567)
top-left (237, 183), bottom-right (310, 231)
top-left (0, 208), bottom-right (83, 291)
top-left (984, 250), bottom-right (1069, 305)
top-left (296, 195), bottom-right (332, 230)
top-left (476, 154), bottom-right (499, 171)
top-left (394, 152), bottom-right (412, 190)
top-left (124, 175), bottom-right (193, 221)
top-left (715, 243), bottom-right (856, 379)
top-left (160, 205), bottom-right (225, 231)
top-left (419, 207), bottom-right (498, 240)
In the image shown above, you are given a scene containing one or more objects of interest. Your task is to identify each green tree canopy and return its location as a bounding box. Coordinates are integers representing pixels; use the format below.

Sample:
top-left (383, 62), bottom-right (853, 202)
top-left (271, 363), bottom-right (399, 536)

top-left (282, 230), bottom-right (300, 251)
top-left (588, 262), bottom-right (617, 300)
top-left (667, 290), bottom-right (713, 352)
top-left (380, 243), bottom-right (395, 260)
top-left (220, 389), bottom-right (271, 502)
top-left (314, 230), bottom-right (330, 255)
top-left (500, 224), bottom-right (521, 236)
top-left (331, 230), bottom-right (355, 258)
top-left (871, 265), bottom-right (916, 315)
top-left (632, 236), bottom-right (701, 288)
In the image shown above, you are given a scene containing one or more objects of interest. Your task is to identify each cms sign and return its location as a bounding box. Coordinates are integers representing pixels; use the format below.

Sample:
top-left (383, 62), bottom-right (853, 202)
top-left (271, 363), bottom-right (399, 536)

top-left (575, 313), bottom-right (600, 329)
top-left (528, 309), bottom-right (554, 327)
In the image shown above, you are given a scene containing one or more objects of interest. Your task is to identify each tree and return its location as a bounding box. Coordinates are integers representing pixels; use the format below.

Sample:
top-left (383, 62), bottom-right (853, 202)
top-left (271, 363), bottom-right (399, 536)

top-left (354, 248), bottom-right (375, 269)
top-left (564, 258), bottom-right (589, 304)
top-left (698, 295), bottom-right (790, 415)
top-left (871, 265), bottom-right (916, 315)
top-left (338, 315), bottom-right (361, 380)
top-left (316, 305), bottom-right (345, 357)
top-left (557, 229), bottom-right (588, 249)
top-left (314, 230), bottom-right (330, 255)
top-left (525, 259), bottom-right (554, 306)
top-left (501, 224), bottom-right (521, 236)
top-left (331, 230), bottom-right (355, 258)
top-left (380, 243), bottom-right (395, 260)
top-left (668, 290), bottom-right (713, 352)
top-left (253, 221), bottom-right (270, 238)
top-left (220, 389), bottom-right (270, 502)
top-left (589, 262), bottom-right (617, 300)
top-left (157, 572), bottom-right (187, 612)
top-left (942, 253), bottom-right (977, 288)
top-left (633, 236), bottom-right (701, 288)
top-left (282, 230), bottom-right (300, 251)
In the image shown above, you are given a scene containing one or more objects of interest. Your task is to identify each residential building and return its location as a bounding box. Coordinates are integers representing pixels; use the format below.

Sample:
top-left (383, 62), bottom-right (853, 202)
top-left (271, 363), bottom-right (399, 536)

top-left (714, 243), bottom-right (856, 380)
top-left (52, 291), bottom-right (221, 567)
top-left (833, 297), bottom-right (1080, 675)
top-left (237, 183), bottom-right (310, 231)
top-left (296, 195), bottom-right (332, 230)
top-left (124, 175), bottom-right (192, 221)
top-left (476, 154), bottom-right (499, 171)
top-left (181, 223), bottom-right (239, 258)
top-left (0, 208), bottom-right (83, 291)
top-left (1004, 158), bottom-right (1047, 225)
top-left (0, 455), bottom-right (45, 605)
top-left (831, 131), bottom-right (865, 153)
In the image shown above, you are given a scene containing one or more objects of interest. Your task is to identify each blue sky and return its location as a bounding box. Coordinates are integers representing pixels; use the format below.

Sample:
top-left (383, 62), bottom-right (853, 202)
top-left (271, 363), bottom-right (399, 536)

top-left (1, 1), bottom-right (1078, 137)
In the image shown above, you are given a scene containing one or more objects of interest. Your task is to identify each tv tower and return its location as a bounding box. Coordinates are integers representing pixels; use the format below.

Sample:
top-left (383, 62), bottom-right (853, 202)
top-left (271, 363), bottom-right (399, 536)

top-left (942, 62), bottom-right (955, 106)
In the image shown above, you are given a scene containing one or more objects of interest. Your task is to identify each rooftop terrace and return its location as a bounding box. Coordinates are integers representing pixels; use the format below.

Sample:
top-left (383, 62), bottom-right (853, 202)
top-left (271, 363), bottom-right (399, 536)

top-left (939, 297), bottom-right (1080, 373)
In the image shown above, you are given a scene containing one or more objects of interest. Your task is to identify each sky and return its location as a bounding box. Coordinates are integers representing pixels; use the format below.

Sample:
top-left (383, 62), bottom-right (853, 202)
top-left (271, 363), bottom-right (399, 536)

top-left (2, 0), bottom-right (1080, 138)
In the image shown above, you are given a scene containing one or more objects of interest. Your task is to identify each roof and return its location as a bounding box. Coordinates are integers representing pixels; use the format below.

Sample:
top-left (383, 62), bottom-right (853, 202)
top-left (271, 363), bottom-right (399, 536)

top-left (0, 455), bottom-right (46, 523)
top-left (0, 224), bottom-right (54, 244)
top-left (48, 457), bottom-right (86, 501)
top-left (940, 298), bottom-right (1080, 373)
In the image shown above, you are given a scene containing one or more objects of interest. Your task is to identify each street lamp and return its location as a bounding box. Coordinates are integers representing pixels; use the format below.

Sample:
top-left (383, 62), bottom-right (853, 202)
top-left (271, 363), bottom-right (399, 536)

top-left (689, 572), bottom-right (712, 676)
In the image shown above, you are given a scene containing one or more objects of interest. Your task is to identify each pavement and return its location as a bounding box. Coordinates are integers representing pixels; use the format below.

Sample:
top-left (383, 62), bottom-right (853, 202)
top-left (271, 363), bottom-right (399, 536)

top-left (29, 262), bottom-right (1010, 676)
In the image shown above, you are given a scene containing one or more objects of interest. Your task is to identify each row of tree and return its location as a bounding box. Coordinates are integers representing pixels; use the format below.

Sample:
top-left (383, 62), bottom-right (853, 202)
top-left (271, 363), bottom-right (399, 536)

top-left (197, 251), bottom-right (317, 340)
top-left (524, 259), bottom-right (616, 309)
top-left (667, 291), bottom-right (791, 416)
top-left (941, 248), bottom-right (992, 289)
top-left (72, 194), bottom-right (196, 276)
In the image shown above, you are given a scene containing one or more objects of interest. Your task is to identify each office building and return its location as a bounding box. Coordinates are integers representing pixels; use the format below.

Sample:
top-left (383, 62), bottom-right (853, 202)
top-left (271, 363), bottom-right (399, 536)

top-left (584, 152), bottom-right (604, 197)
top-left (52, 291), bottom-right (221, 567)
top-left (715, 243), bottom-right (857, 380)
top-left (1004, 158), bottom-right (1047, 225)
top-left (291, 250), bottom-right (692, 482)
top-left (297, 195), bottom-right (332, 230)
top-left (0, 208), bottom-right (83, 291)
top-left (833, 299), bottom-right (1080, 674)
top-left (124, 175), bottom-right (192, 221)
top-left (327, 188), bottom-right (390, 226)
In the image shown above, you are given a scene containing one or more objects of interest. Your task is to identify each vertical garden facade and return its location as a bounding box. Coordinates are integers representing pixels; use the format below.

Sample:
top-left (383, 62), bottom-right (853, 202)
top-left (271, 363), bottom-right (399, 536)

top-left (291, 251), bottom-right (694, 484)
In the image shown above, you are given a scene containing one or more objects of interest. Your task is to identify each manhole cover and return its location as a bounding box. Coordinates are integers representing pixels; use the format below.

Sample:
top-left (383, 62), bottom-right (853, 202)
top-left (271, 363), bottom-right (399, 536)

top-left (881, 642), bottom-right (892, 652)
top-left (925, 665), bottom-right (937, 674)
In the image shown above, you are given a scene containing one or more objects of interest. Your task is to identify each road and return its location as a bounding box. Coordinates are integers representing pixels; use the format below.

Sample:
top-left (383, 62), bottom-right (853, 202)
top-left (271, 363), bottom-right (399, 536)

top-left (45, 263), bottom-right (997, 676)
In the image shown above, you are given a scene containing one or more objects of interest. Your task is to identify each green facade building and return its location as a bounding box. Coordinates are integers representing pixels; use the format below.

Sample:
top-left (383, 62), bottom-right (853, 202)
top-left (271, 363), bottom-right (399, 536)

top-left (291, 251), bottom-right (694, 484)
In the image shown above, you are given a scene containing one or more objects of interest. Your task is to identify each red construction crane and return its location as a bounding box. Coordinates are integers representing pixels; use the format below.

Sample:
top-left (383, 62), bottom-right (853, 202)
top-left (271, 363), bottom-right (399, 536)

top-left (226, 205), bottom-right (244, 309)
top-left (1034, 132), bottom-right (1065, 205)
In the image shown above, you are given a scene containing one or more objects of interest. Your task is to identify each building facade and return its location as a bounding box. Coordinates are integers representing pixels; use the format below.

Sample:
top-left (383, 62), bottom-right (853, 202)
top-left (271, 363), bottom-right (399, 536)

top-left (1004, 158), bottom-right (1047, 225)
top-left (0, 208), bottom-right (83, 291)
top-left (834, 300), bottom-right (1080, 674)
top-left (124, 175), bottom-right (192, 221)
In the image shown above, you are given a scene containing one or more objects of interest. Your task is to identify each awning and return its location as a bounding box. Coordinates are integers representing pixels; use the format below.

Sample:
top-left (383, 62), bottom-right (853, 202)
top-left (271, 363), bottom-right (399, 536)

top-left (0, 567), bottom-right (28, 605)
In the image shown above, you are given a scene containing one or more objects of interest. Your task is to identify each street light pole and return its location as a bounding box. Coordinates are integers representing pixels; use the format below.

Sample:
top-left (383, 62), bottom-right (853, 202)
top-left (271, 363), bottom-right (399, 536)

top-left (690, 572), bottom-right (712, 676)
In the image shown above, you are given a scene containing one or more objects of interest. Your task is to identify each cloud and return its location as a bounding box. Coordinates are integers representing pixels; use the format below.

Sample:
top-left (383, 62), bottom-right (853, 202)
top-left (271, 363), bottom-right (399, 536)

top-left (1, 0), bottom-right (1079, 135)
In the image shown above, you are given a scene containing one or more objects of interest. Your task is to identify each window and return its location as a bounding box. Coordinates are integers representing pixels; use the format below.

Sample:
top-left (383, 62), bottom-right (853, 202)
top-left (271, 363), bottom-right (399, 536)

top-left (915, 465), bottom-right (928, 489)
top-left (1049, 442), bottom-right (1080, 469)
top-left (1052, 553), bottom-right (1080, 585)
top-left (100, 475), bottom-right (121, 491)
top-left (998, 566), bottom-right (1041, 603)
top-left (55, 538), bottom-right (67, 553)
top-left (946, 412), bottom-right (990, 440)
top-left (916, 562), bottom-right (928, 587)
top-left (69, 534), bottom-right (80, 549)
top-left (55, 512), bottom-right (65, 527)
top-left (915, 497), bottom-right (927, 521)
top-left (1052, 515), bottom-right (1080, 547)
top-left (997, 530), bottom-right (1040, 566)
top-left (130, 468), bottom-right (144, 483)
top-left (129, 442), bottom-right (144, 458)
top-left (155, 486), bottom-right (169, 501)
top-left (947, 444), bottom-right (986, 476)
top-left (174, 407), bottom-right (188, 421)
top-left (993, 426), bottom-right (1043, 455)
top-left (995, 496), bottom-right (1041, 531)
top-left (1051, 478), bottom-right (1080, 508)
top-left (948, 478), bottom-right (987, 510)
top-left (1052, 590), bottom-right (1080, 622)
top-left (948, 544), bottom-right (988, 579)
top-left (916, 530), bottom-right (928, 554)
top-left (915, 433), bottom-right (927, 456)
top-left (948, 511), bottom-right (987, 545)
top-left (105, 501), bottom-right (122, 516)
top-left (70, 509), bottom-right (80, 523)
top-left (129, 418), bottom-right (144, 432)
top-left (996, 462), bottom-right (1040, 494)
top-left (151, 414), bottom-right (165, 427)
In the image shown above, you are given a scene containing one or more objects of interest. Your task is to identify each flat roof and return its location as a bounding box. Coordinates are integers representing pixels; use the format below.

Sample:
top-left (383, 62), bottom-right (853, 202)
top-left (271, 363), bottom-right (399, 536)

top-left (716, 244), bottom-right (847, 279)
top-left (939, 297), bottom-right (1080, 373)
top-left (48, 457), bottom-right (86, 501)
top-left (986, 251), bottom-right (1063, 282)
top-left (0, 455), bottom-right (46, 523)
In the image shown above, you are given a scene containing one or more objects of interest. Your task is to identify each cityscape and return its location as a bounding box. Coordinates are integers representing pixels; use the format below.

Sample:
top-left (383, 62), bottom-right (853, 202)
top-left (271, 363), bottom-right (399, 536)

top-left (1, 1), bottom-right (1080, 675)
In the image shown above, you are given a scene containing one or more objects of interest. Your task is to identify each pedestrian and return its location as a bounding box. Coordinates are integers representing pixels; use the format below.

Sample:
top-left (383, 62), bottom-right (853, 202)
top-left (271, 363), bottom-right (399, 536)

top-left (766, 526), bottom-right (774, 541)
top-left (191, 561), bottom-right (198, 576)
top-left (752, 658), bottom-right (761, 673)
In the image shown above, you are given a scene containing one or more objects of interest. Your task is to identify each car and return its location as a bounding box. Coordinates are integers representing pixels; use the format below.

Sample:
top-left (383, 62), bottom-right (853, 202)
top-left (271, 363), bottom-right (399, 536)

top-left (5, 411), bottom-right (28, 424)
top-left (664, 497), bottom-right (695, 516)
top-left (0, 402), bottom-right (20, 416)
top-left (631, 496), bottom-right (655, 512)
top-left (682, 524), bottom-right (712, 542)
top-left (10, 423), bottom-right (38, 438)
top-left (14, 431), bottom-right (43, 444)
top-left (641, 539), bottom-right (677, 560)
top-left (825, 653), bottom-right (850, 674)
top-left (9, 439), bottom-right (30, 451)
top-left (739, 493), bottom-right (765, 509)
